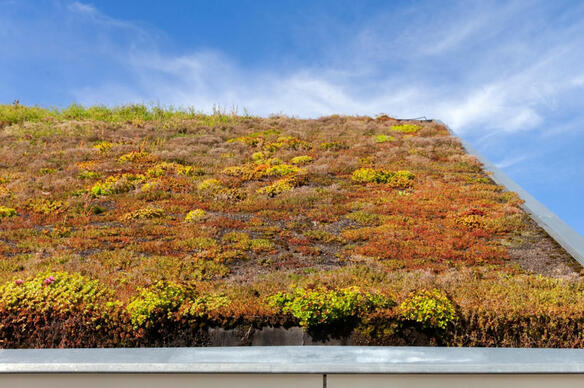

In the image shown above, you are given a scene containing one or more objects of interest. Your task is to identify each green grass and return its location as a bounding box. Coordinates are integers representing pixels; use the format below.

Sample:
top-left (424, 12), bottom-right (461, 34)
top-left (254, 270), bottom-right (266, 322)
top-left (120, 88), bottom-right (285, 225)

top-left (0, 103), bottom-right (249, 126)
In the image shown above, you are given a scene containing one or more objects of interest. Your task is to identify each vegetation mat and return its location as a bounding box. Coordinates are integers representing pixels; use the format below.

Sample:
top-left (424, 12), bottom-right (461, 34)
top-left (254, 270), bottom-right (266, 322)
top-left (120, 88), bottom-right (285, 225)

top-left (0, 103), bottom-right (582, 347)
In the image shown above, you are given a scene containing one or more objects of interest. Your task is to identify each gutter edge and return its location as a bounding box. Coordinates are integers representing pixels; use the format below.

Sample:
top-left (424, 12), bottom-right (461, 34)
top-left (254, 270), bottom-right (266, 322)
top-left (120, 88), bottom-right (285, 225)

top-left (435, 119), bottom-right (584, 267)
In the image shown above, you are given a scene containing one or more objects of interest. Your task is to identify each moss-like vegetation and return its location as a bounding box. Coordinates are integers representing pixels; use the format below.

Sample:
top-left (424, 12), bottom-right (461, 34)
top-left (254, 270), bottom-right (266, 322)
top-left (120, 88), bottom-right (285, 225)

top-left (351, 168), bottom-right (415, 188)
top-left (290, 155), bottom-right (313, 165)
top-left (374, 134), bottom-right (395, 143)
top-left (121, 207), bottom-right (166, 221)
top-left (0, 104), bottom-right (581, 347)
top-left (185, 209), bottom-right (208, 222)
top-left (391, 124), bottom-right (419, 133)
top-left (270, 286), bottom-right (394, 328)
top-left (0, 206), bottom-right (16, 218)
top-left (399, 289), bottom-right (456, 330)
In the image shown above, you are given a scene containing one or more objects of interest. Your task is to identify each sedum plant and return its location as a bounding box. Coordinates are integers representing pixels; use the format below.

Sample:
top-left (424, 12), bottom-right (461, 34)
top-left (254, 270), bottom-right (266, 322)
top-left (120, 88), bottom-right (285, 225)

top-left (90, 173), bottom-right (145, 197)
top-left (198, 178), bottom-right (222, 191)
top-left (126, 281), bottom-right (228, 329)
top-left (185, 209), bottom-right (208, 222)
top-left (290, 155), bottom-right (313, 165)
top-left (0, 206), bottom-right (16, 218)
top-left (391, 124), bottom-right (419, 133)
top-left (0, 272), bottom-right (111, 315)
top-left (121, 206), bottom-right (165, 221)
top-left (92, 141), bottom-right (114, 153)
top-left (351, 168), bottom-right (415, 188)
top-left (256, 178), bottom-right (294, 197)
top-left (374, 134), bottom-right (396, 143)
top-left (269, 286), bottom-right (394, 328)
top-left (27, 199), bottom-right (66, 215)
top-left (399, 289), bottom-right (456, 330)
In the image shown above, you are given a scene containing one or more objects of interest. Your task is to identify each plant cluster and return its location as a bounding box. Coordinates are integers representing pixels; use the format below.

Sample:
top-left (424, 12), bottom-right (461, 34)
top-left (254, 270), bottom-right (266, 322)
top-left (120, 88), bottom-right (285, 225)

top-left (90, 174), bottom-right (145, 196)
top-left (0, 206), bottom-right (16, 218)
top-left (121, 206), bottom-right (166, 221)
top-left (399, 289), bottom-right (456, 329)
top-left (374, 134), bottom-right (395, 143)
top-left (185, 209), bottom-right (207, 222)
top-left (26, 199), bottom-right (66, 215)
top-left (290, 155), bottom-right (313, 165)
top-left (351, 168), bottom-right (415, 188)
top-left (269, 286), bottom-right (394, 328)
top-left (391, 124), bottom-right (419, 133)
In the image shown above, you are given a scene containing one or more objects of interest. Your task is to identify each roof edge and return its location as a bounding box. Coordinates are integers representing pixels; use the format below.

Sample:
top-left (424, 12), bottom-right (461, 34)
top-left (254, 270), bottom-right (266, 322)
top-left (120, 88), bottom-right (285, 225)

top-left (1, 346), bottom-right (584, 373)
top-left (435, 120), bottom-right (584, 267)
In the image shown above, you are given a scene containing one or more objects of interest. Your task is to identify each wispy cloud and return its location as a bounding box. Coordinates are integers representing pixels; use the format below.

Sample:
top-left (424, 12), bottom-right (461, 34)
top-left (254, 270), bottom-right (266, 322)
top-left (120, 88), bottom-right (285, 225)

top-left (50, 1), bottom-right (583, 140)
top-left (495, 154), bottom-right (530, 169)
top-left (4, 0), bottom-right (583, 137)
top-left (2, 1), bottom-right (584, 128)
top-left (2, 0), bottom-right (584, 233)
top-left (68, 1), bottom-right (95, 14)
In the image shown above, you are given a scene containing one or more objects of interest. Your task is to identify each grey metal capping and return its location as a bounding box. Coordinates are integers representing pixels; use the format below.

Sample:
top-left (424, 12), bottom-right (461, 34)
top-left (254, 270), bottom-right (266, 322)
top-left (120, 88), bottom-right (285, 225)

top-left (435, 120), bottom-right (584, 267)
top-left (1, 346), bottom-right (584, 374)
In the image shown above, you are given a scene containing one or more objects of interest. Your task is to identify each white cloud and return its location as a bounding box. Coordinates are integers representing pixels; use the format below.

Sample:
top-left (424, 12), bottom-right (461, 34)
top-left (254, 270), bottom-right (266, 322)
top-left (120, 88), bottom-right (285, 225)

top-left (494, 154), bottom-right (529, 169)
top-left (7, 0), bottom-right (576, 143)
top-left (3, 0), bottom-right (584, 231)
top-left (68, 5), bottom-right (581, 141)
top-left (573, 75), bottom-right (584, 87)
top-left (68, 1), bottom-right (96, 14)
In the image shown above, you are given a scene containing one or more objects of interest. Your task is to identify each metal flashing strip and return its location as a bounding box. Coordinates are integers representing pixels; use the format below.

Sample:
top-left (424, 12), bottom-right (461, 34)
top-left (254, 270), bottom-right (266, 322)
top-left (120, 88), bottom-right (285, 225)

top-left (1, 346), bottom-right (584, 374)
top-left (435, 120), bottom-right (584, 267)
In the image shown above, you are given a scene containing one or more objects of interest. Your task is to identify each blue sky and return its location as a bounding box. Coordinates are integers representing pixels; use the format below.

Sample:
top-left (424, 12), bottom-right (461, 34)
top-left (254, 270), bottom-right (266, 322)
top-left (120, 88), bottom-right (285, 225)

top-left (1, 0), bottom-right (583, 235)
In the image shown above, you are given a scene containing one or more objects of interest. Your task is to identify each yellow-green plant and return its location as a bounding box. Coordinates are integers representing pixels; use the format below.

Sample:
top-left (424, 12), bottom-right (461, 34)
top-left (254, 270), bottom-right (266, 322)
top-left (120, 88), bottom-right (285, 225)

top-left (251, 151), bottom-right (268, 162)
top-left (290, 155), bottom-right (313, 165)
top-left (320, 142), bottom-right (347, 151)
top-left (182, 237), bottom-right (218, 250)
top-left (39, 167), bottom-right (58, 175)
top-left (351, 168), bottom-right (414, 188)
top-left (198, 178), bottom-right (222, 191)
top-left (92, 141), bottom-right (114, 153)
top-left (265, 164), bottom-right (299, 177)
top-left (140, 180), bottom-right (160, 192)
top-left (126, 281), bottom-right (228, 329)
top-left (0, 206), bottom-right (16, 218)
top-left (78, 170), bottom-right (100, 180)
top-left (121, 206), bottom-right (165, 221)
top-left (304, 230), bottom-right (344, 244)
top-left (222, 232), bottom-right (250, 250)
top-left (0, 272), bottom-right (111, 315)
top-left (90, 174), bottom-right (145, 197)
top-left (263, 136), bottom-right (311, 152)
top-left (185, 209), bottom-right (208, 222)
top-left (399, 289), bottom-right (456, 329)
top-left (126, 281), bottom-right (189, 328)
top-left (391, 124), bottom-right (419, 133)
top-left (269, 286), bottom-right (394, 328)
top-left (256, 178), bottom-right (294, 196)
top-left (27, 199), bottom-right (65, 215)
top-left (249, 239), bottom-right (274, 252)
top-left (228, 128), bottom-right (281, 146)
top-left (176, 165), bottom-right (203, 176)
top-left (457, 214), bottom-right (484, 229)
top-left (118, 151), bottom-right (152, 163)
top-left (0, 186), bottom-right (11, 199)
top-left (346, 211), bottom-right (381, 225)
top-left (145, 165), bottom-right (166, 178)
top-left (351, 168), bottom-right (378, 183)
top-left (374, 134), bottom-right (395, 143)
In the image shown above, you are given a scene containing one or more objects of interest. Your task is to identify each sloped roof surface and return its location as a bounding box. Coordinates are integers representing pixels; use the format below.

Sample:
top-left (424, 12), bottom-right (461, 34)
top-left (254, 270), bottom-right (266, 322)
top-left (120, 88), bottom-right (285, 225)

top-left (0, 105), bottom-right (582, 347)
